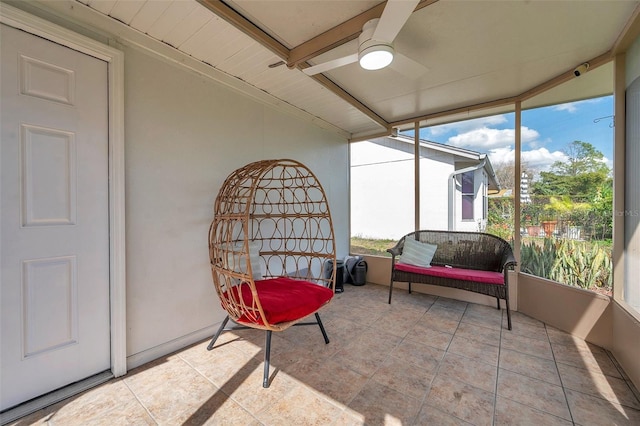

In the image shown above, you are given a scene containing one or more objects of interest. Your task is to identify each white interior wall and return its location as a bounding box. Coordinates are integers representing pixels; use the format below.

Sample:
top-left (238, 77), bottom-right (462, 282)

top-left (1, 0), bottom-right (350, 369)
top-left (121, 45), bottom-right (348, 361)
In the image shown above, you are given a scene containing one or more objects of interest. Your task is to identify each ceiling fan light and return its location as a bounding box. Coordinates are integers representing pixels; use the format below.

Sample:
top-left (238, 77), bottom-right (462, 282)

top-left (359, 44), bottom-right (394, 70)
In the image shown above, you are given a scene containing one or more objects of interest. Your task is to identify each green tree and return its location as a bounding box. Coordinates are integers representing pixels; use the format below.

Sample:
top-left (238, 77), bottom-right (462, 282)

top-left (532, 141), bottom-right (610, 199)
top-left (530, 140), bottom-right (612, 241)
top-left (550, 140), bottom-right (610, 176)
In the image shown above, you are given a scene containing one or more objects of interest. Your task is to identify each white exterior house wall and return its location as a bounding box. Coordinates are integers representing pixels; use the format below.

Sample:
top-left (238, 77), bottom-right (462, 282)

top-left (419, 150), bottom-right (455, 232)
top-left (350, 140), bottom-right (416, 240)
top-left (351, 138), bottom-right (490, 240)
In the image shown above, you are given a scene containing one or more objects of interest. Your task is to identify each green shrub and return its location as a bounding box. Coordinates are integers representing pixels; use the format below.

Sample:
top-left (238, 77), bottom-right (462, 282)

top-left (520, 238), bottom-right (612, 292)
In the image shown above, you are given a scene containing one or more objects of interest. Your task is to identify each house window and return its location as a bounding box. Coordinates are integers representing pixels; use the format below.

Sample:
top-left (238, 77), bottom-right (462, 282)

top-left (461, 171), bottom-right (474, 220)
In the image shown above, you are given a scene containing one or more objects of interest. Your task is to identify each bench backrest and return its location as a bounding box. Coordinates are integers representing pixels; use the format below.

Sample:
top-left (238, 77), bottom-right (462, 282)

top-left (398, 230), bottom-right (513, 272)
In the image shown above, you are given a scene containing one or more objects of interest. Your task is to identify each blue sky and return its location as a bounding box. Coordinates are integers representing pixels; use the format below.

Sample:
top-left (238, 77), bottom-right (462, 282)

top-left (403, 95), bottom-right (614, 174)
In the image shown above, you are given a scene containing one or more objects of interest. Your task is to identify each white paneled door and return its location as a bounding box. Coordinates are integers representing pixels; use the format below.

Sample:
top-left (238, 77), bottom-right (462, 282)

top-left (1, 24), bottom-right (110, 411)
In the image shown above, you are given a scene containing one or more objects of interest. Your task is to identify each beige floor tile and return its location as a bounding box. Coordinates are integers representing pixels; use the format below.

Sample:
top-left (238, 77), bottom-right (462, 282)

top-left (466, 302), bottom-right (502, 315)
top-left (427, 304), bottom-right (465, 320)
top-left (313, 315), bottom-right (369, 358)
top-left (287, 357), bottom-right (369, 406)
top-left (504, 317), bottom-right (550, 341)
top-left (494, 396), bottom-right (573, 426)
top-left (557, 362), bottom-right (640, 410)
top-left (499, 348), bottom-right (561, 385)
top-left (391, 338), bottom-right (445, 371)
top-left (218, 328), bottom-right (267, 358)
top-left (371, 355), bottom-right (436, 400)
top-left (424, 375), bottom-right (495, 426)
top-left (257, 384), bottom-right (344, 426)
top-left (546, 326), bottom-right (592, 348)
top-left (389, 288), bottom-right (438, 308)
top-left (497, 368), bottom-right (571, 421)
top-left (448, 335), bottom-right (500, 366)
top-left (551, 342), bottom-right (622, 378)
top-left (172, 392), bottom-right (258, 426)
top-left (339, 381), bottom-right (422, 426)
top-left (9, 283), bottom-right (640, 426)
top-left (414, 405), bottom-right (475, 425)
top-left (566, 388), bottom-right (640, 425)
top-left (508, 311), bottom-right (546, 329)
top-left (501, 330), bottom-right (554, 360)
top-left (433, 297), bottom-right (469, 311)
top-left (276, 320), bottom-right (325, 346)
top-left (268, 334), bottom-right (319, 366)
top-left (179, 340), bottom-right (260, 389)
top-left (405, 323), bottom-right (454, 351)
top-left (35, 380), bottom-right (152, 426)
top-left (372, 306), bottom-right (427, 337)
top-left (454, 322), bottom-right (501, 347)
top-left (333, 304), bottom-right (386, 326)
top-left (222, 365), bottom-right (299, 415)
top-left (124, 356), bottom-right (223, 424)
top-left (461, 306), bottom-right (504, 330)
top-left (332, 329), bottom-right (402, 376)
top-left (419, 312), bottom-right (461, 334)
top-left (438, 353), bottom-right (497, 393)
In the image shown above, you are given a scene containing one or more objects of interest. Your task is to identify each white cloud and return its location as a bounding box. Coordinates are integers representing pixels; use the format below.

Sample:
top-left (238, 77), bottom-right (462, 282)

top-left (487, 147), bottom-right (568, 173)
top-left (487, 147), bottom-right (515, 165)
top-left (552, 98), bottom-right (603, 114)
top-left (522, 148), bottom-right (568, 170)
top-left (552, 102), bottom-right (578, 113)
top-left (428, 115), bottom-right (508, 136)
top-left (600, 156), bottom-right (613, 171)
top-left (447, 126), bottom-right (539, 150)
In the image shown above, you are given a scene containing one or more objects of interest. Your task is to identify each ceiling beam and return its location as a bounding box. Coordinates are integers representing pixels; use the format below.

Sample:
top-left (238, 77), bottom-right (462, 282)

top-left (287, 2), bottom-right (385, 69)
top-left (197, 0), bottom-right (389, 130)
top-left (390, 96), bottom-right (519, 128)
top-left (391, 50), bottom-right (613, 130)
top-left (196, 0), bottom-right (289, 60)
top-left (307, 70), bottom-right (390, 129)
top-left (518, 51), bottom-right (612, 101)
top-left (287, 0), bottom-right (439, 69)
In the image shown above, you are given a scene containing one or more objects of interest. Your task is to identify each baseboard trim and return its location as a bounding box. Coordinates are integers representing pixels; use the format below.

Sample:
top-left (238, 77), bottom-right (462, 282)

top-left (126, 324), bottom-right (221, 371)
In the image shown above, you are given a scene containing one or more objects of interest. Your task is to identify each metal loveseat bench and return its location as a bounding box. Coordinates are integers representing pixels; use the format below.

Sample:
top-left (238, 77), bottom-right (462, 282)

top-left (388, 230), bottom-right (517, 330)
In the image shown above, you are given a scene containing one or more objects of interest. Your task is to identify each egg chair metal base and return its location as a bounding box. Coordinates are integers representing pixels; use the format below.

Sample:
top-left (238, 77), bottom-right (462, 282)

top-left (206, 313), bottom-right (329, 388)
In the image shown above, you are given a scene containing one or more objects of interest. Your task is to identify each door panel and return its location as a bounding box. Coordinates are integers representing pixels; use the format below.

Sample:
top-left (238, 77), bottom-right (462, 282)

top-left (1, 24), bottom-right (110, 411)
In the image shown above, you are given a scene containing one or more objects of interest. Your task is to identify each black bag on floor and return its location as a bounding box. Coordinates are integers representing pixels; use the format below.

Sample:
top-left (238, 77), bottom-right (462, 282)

top-left (345, 256), bottom-right (367, 286)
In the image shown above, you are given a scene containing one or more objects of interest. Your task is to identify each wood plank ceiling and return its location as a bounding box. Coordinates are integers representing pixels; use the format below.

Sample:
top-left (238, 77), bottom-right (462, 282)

top-left (74, 0), bottom-right (639, 140)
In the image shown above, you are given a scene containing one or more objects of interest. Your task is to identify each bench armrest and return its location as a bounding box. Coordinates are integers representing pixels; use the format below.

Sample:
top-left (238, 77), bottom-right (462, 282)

top-left (387, 246), bottom-right (402, 258)
top-left (501, 249), bottom-right (517, 271)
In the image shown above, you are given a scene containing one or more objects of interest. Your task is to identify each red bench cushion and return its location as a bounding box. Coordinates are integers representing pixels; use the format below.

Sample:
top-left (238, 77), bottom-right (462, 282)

top-left (225, 277), bottom-right (333, 326)
top-left (395, 263), bottom-right (504, 285)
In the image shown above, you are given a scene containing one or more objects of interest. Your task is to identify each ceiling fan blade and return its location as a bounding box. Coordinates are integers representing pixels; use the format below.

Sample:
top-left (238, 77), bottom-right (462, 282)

top-left (389, 52), bottom-right (429, 79)
top-left (373, 0), bottom-right (420, 43)
top-left (302, 53), bottom-right (359, 76)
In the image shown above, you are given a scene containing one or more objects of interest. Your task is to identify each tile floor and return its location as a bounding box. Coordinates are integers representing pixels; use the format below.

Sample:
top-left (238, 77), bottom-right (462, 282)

top-left (9, 283), bottom-right (640, 425)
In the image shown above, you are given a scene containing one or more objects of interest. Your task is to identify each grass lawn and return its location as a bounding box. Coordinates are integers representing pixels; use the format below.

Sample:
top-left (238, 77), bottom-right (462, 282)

top-left (350, 236), bottom-right (396, 257)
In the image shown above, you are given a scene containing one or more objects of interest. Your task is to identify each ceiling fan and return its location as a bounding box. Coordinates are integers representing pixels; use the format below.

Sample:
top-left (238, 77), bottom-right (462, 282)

top-left (302, 0), bottom-right (428, 78)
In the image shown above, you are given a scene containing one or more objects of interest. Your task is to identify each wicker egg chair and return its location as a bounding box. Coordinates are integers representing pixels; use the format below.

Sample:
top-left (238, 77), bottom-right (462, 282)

top-left (207, 159), bottom-right (336, 387)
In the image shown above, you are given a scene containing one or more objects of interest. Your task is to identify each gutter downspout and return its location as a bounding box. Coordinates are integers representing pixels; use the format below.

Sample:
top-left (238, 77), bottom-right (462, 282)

top-left (448, 156), bottom-right (487, 231)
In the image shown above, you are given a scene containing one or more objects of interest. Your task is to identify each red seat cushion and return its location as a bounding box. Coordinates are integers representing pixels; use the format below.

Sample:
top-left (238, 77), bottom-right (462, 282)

top-left (395, 263), bottom-right (504, 285)
top-left (225, 277), bottom-right (333, 326)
